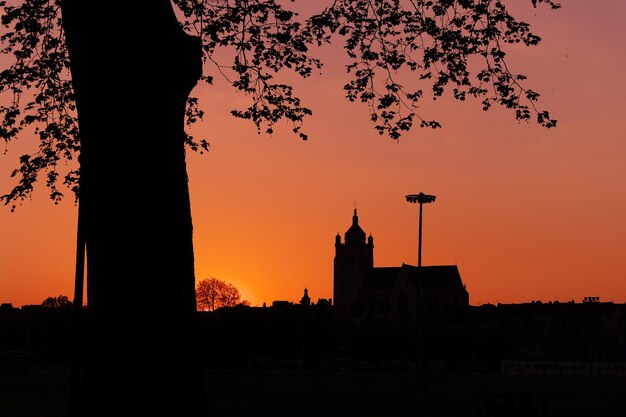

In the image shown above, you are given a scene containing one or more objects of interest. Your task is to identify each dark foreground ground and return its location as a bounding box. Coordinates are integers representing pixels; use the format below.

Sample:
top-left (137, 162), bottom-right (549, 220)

top-left (1, 366), bottom-right (625, 417)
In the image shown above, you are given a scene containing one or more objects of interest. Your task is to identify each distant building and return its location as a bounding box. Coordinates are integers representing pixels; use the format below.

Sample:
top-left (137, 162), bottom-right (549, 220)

top-left (300, 288), bottom-right (311, 306)
top-left (334, 209), bottom-right (469, 322)
top-left (0, 303), bottom-right (15, 313)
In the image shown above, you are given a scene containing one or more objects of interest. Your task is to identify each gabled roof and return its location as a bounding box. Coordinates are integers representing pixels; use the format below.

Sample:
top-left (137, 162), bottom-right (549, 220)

top-left (402, 264), bottom-right (465, 289)
top-left (364, 264), bottom-right (465, 290)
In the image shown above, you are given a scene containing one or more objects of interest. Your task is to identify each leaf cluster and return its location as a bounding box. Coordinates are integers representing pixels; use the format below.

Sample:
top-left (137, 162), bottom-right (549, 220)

top-left (0, 0), bottom-right (78, 209)
top-left (307, 0), bottom-right (559, 139)
top-left (0, 0), bottom-right (559, 207)
top-left (174, 0), bottom-right (321, 140)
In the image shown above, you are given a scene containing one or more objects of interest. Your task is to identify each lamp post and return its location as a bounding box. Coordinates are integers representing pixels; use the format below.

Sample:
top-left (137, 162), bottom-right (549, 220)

top-left (405, 193), bottom-right (436, 268)
top-left (406, 192), bottom-right (436, 369)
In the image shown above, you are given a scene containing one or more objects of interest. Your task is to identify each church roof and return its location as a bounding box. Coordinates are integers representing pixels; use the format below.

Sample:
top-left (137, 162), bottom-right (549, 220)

top-left (403, 264), bottom-right (465, 289)
top-left (346, 222), bottom-right (365, 236)
top-left (364, 264), bottom-right (465, 290)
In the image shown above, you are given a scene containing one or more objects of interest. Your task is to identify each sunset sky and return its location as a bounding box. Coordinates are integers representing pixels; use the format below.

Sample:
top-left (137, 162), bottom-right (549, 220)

top-left (1, 0), bottom-right (625, 308)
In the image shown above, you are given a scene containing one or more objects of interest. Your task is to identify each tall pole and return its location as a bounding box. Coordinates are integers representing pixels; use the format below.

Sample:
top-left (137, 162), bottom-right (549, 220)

top-left (418, 200), bottom-right (423, 268)
top-left (406, 192), bottom-right (436, 369)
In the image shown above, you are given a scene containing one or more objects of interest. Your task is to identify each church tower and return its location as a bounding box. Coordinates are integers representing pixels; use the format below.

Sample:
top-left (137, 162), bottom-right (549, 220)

top-left (334, 209), bottom-right (374, 316)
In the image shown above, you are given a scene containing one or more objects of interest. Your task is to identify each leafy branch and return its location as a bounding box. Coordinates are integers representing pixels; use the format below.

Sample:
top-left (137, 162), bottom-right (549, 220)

top-left (0, 0), bottom-right (559, 207)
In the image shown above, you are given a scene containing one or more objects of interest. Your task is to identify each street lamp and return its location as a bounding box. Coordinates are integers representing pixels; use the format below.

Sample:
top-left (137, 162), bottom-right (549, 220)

top-left (405, 193), bottom-right (436, 268)
top-left (406, 192), bottom-right (436, 370)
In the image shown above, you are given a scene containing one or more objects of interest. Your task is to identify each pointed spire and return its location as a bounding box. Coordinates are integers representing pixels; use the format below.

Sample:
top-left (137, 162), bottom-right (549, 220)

top-left (301, 287), bottom-right (311, 306)
top-left (345, 205), bottom-right (366, 245)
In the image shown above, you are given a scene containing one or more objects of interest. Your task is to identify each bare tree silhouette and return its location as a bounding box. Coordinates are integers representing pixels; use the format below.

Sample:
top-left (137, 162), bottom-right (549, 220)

top-left (41, 295), bottom-right (72, 309)
top-left (196, 277), bottom-right (245, 312)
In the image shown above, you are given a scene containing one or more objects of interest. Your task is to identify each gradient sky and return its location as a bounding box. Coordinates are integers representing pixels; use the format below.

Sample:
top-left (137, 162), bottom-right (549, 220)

top-left (1, 1), bottom-right (625, 307)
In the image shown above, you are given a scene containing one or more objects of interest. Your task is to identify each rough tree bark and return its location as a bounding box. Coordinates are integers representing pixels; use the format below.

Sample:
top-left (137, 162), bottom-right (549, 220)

top-left (60, 0), bottom-right (205, 415)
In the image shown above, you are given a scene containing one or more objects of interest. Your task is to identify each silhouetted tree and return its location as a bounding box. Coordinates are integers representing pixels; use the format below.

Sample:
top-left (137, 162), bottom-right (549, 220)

top-left (0, 0), bottom-right (560, 415)
top-left (196, 277), bottom-right (245, 312)
top-left (42, 294), bottom-right (72, 309)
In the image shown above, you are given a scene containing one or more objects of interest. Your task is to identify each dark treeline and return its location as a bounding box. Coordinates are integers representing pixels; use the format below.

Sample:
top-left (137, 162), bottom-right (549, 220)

top-left (2, 300), bottom-right (625, 375)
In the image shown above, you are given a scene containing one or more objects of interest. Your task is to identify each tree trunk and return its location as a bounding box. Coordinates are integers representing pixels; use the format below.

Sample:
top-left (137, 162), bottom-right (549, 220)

top-left (61, 1), bottom-right (205, 415)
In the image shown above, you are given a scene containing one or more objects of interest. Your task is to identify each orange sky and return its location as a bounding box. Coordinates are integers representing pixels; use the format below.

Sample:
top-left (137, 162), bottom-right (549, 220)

top-left (1, 1), bottom-right (626, 307)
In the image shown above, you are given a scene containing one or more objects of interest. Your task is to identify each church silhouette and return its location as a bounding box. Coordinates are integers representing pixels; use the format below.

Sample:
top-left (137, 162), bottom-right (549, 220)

top-left (334, 209), bottom-right (469, 323)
